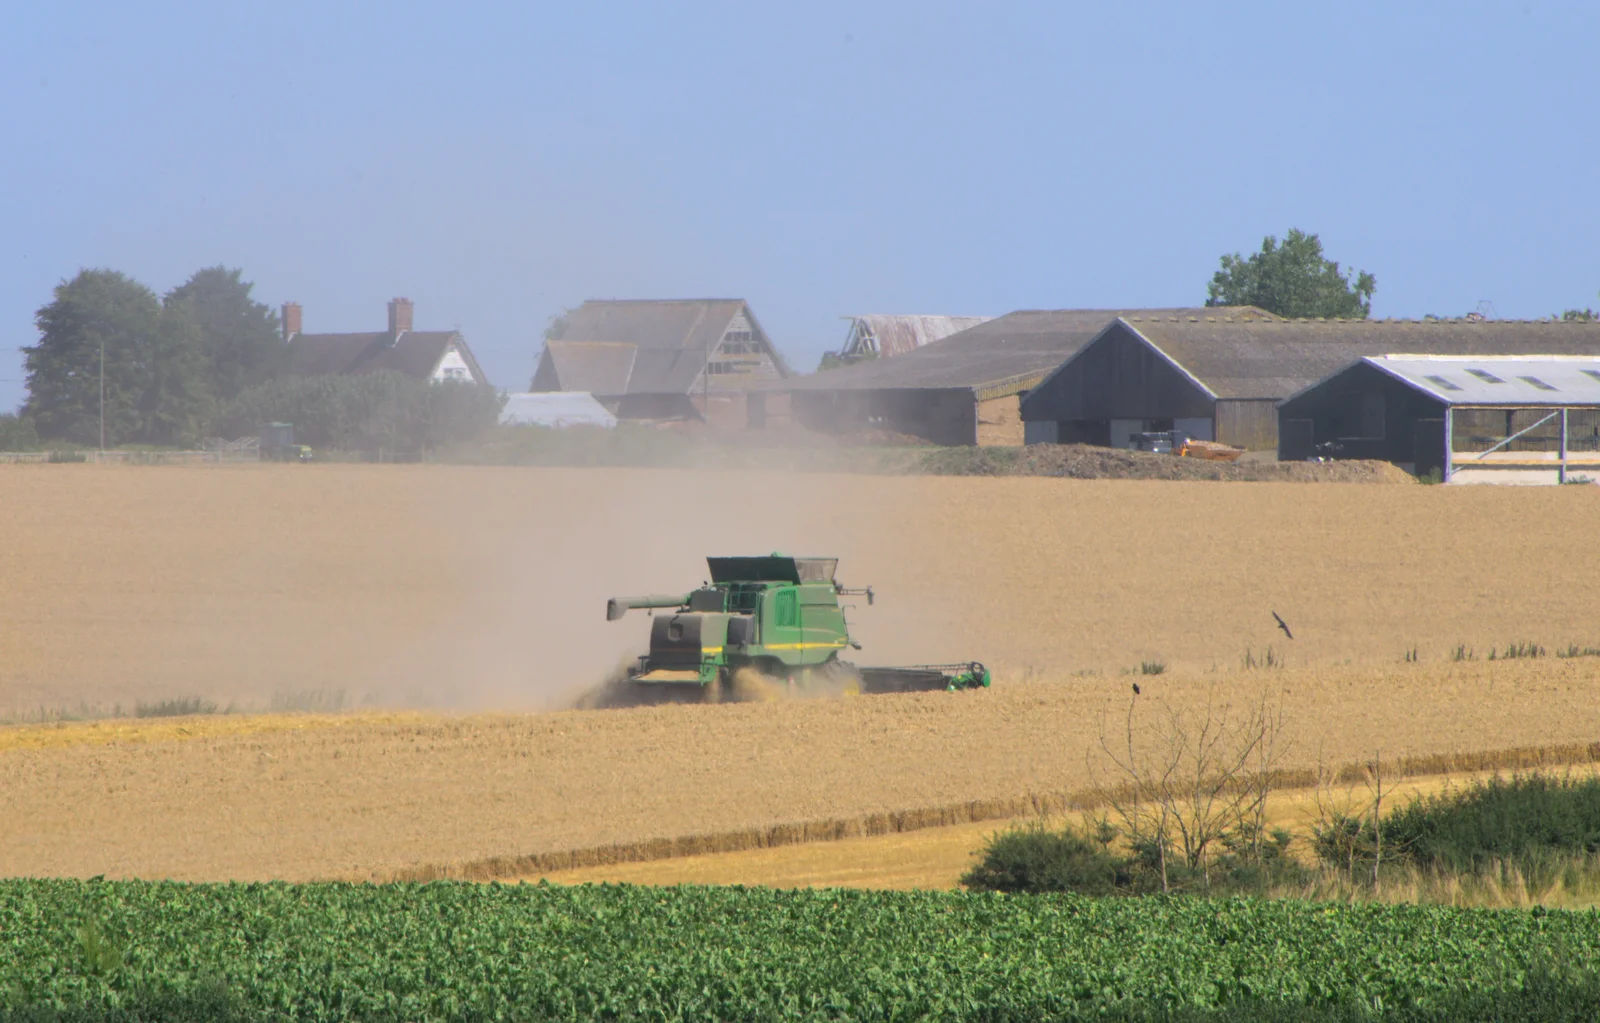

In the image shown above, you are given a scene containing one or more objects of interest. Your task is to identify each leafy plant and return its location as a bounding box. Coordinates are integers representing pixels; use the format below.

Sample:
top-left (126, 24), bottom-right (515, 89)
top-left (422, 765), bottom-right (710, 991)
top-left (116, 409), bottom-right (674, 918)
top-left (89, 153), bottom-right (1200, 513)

top-left (1241, 646), bottom-right (1282, 670)
top-left (7, 878), bottom-right (1600, 1020)
top-left (961, 822), bottom-right (1129, 895)
top-left (268, 689), bottom-right (346, 713)
top-left (133, 697), bottom-right (217, 718)
top-left (1490, 641), bottom-right (1545, 661)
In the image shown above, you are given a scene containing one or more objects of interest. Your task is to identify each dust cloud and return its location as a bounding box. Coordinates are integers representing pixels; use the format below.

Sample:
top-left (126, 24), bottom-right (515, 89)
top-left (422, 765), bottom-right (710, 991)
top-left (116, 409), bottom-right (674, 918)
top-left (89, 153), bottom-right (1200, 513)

top-left (0, 465), bottom-right (934, 715)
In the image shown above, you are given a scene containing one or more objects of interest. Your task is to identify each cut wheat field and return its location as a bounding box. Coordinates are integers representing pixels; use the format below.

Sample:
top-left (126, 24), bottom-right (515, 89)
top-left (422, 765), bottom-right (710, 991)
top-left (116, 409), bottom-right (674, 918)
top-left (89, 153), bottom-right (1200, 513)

top-left (3, 657), bottom-right (1600, 882)
top-left (3, 463), bottom-right (1600, 882)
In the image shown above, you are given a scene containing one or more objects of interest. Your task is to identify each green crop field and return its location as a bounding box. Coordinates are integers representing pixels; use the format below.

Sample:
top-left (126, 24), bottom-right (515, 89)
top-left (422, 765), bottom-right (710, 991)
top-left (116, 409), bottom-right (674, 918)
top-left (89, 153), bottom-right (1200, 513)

top-left (4, 881), bottom-right (1600, 1022)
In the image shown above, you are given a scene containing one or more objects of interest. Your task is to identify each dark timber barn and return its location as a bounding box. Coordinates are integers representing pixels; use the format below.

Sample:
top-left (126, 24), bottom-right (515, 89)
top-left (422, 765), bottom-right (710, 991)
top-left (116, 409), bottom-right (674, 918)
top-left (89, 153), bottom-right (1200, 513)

top-left (768, 308), bottom-right (1256, 447)
top-left (1020, 316), bottom-right (1600, 452)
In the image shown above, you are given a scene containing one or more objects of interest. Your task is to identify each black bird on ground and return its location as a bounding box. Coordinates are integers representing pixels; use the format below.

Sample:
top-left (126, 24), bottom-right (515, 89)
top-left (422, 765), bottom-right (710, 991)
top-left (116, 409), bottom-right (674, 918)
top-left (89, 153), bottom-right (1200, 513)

top-left (1272, 611), bottom-right (1293, 640)
top-left (1132, 682), bottom-right (1141, 695)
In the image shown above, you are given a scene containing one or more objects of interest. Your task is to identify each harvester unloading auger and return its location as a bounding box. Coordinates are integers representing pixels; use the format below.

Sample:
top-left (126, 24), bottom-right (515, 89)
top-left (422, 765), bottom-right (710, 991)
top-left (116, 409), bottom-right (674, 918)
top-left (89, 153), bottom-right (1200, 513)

top-left (604, 554), bottom-right (989, 702)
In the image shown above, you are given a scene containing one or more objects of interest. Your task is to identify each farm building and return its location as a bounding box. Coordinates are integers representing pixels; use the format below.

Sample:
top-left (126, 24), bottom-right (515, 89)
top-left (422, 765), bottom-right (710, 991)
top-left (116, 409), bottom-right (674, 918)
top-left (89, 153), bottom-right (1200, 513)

top-left (283, 299), bottom-right (490, 386)
top-left (530, 299), bottom-right (789, 427)
top-left (1279, 355), bottom-right (1600, 484)
top-left (836, 315), bottom-right (992, 361)
top-left (1020, 316), bottom-right (1600, 452)
top-left (768, 308), bottom-right (1260, 447)
top-left (499, 392), bottom-right (617, 429)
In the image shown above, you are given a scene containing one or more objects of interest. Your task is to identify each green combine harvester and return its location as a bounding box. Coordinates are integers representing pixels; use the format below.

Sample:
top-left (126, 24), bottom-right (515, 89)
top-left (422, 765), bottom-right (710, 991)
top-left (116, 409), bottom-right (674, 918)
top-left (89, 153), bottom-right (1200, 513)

top-left (605, 554), bottom-right (990, 702)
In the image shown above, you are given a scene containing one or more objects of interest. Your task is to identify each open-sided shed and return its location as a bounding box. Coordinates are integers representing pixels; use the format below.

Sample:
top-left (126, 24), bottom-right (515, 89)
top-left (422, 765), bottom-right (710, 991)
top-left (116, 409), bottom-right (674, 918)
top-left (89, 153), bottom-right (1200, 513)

top-left (1279, 355), bottom-right (1600, 483)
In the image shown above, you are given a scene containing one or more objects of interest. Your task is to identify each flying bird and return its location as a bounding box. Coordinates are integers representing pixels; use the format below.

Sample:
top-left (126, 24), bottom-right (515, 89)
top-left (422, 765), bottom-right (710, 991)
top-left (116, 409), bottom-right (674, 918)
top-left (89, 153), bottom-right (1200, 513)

top-left (1272, 611), bottom-right (1294, 640)
top-left (1132, 682), bottom-right (1141, 696)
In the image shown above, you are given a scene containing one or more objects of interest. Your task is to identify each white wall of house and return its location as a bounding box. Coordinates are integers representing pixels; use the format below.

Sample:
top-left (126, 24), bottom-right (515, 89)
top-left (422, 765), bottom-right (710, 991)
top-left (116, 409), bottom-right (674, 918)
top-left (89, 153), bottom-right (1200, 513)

top-left (431, 346), bottom-right (475, 383)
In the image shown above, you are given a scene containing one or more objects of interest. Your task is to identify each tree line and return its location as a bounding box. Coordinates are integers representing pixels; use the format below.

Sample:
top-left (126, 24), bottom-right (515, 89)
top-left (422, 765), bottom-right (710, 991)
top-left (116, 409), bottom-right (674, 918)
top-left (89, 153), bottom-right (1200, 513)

top-left (1208, 228), bottom-right (1596, 322)
top-left (5, 268), bottom-right (499, 453)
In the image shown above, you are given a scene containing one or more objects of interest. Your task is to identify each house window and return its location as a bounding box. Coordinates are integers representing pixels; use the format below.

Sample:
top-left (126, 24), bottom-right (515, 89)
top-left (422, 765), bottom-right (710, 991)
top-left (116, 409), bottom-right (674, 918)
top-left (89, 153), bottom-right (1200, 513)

top-left (1466, 368), bottom-right (1506, 384)
top-left (706, 361), bottom-right (749, 375)
top-left (1518, 376), bottom-right (1558, 391)
top-left (442, 367), bottom-right (468, 380)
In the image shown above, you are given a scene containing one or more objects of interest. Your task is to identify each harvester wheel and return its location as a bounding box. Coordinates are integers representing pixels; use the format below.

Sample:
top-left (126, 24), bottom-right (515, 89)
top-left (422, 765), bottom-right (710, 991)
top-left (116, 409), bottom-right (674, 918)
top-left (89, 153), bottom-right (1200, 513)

top-left (703, 672), bottom-right (726, 704)
top-left (819, 657), bottom-right (862, 697)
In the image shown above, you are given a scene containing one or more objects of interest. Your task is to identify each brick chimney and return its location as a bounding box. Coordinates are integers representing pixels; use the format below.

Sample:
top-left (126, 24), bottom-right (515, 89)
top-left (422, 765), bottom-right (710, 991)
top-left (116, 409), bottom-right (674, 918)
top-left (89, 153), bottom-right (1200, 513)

top-left (282, 302), bottom-right (302, 342)
top-left (388, 297), bottom-right (414, 334)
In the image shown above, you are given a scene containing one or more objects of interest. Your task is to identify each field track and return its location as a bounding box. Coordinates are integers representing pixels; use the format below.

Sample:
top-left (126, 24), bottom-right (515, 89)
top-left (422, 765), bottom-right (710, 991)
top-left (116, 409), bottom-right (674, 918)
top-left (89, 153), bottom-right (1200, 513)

top-left (4, 464), bottom-right (1600, 882)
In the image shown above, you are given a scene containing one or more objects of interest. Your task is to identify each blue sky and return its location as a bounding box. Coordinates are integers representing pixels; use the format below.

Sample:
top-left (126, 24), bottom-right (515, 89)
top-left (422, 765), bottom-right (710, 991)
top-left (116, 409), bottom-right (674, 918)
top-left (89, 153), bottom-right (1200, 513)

top-left (2, 1), bottom-right (1596, 412)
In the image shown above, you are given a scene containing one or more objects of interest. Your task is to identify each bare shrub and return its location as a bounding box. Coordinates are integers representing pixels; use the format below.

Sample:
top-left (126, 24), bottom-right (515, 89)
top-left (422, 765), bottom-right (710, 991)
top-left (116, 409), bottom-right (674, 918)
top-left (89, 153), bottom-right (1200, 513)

top-left (1088, 687), bottom-right (1290, 891)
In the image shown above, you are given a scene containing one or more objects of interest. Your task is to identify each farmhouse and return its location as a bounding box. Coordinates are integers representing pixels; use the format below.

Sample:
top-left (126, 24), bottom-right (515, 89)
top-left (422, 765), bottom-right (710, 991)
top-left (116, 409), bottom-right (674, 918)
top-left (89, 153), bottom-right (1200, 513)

top-left (530, 299), bottom-right (789, 426)
top-left (771, 308), bottom-right (1263, 447)
top-left (1020, 316), bottom-right (1600, 452)
top-left (283, 299), bottom-right (489, 386)
top-left (836, 315), bottom-right (992, 361)
top-left (1279, 355), bottom-right (1600, 484)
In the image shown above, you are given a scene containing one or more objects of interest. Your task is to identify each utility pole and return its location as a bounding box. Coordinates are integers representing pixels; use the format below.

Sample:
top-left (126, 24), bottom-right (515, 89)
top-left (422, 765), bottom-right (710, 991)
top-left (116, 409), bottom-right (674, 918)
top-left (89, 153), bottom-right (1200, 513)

top-left (99, 340), bottom-right (106, 453)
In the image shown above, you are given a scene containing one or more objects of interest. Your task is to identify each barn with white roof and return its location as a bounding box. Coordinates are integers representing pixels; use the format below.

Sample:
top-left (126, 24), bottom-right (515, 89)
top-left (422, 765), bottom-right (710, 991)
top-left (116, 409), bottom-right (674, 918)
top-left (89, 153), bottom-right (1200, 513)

top-left (1277, 355), bottom-right (1600, 484)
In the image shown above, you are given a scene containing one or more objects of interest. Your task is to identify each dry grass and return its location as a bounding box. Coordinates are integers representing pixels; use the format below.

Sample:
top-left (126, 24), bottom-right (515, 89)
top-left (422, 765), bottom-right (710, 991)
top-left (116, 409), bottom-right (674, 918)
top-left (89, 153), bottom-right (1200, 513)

top-left (4, 658), bottom-right (1600, 882)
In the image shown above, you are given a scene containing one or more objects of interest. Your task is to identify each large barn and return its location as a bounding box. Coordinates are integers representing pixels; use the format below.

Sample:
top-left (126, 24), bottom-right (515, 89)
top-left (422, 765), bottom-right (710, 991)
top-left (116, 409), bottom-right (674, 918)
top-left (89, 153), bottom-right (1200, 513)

top-left (1279, 355), bottom-right (1600, 483)
top-left (531, 299), bottom-right (789, 426)
top-left (1020, 316), bottom-right (1600, 452)
top-left (769, 308), bottom-right (1253, 447)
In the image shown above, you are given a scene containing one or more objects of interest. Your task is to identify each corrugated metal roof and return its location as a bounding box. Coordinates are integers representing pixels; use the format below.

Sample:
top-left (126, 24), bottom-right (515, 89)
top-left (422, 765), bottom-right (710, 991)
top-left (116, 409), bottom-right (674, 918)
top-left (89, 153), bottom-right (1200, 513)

top-left (1125, 317), bottom-right (1600, 400)
top-left (780, 307), bottom-right (1275, 394)
top-left (841, 315), bottom-right (992, 358)
top-left (499, 392), bottom-right (618, 428)
top-left (1361, 355), bottom-right (1600, 406)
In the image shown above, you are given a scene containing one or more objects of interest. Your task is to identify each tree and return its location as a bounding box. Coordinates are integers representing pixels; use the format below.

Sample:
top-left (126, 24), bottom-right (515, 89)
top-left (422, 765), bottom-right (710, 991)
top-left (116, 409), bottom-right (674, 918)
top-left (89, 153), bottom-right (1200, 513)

top-left (220, 372), bottom-right (502, 453)
top-left (137, 296), bottom-right (216, 447)
top-left (24, 270), bottom-right (164, 445)
top-left (1089, 688), bottom-right (1289, 891)
top-left (1558, 293), bottom-right (1597, 321)
top-left (543, 307), bottom-right (574, 342)
top-left (165, 266), bottom-right (284, 401)
top-left (1207, 229), bottom-right (1376, 319)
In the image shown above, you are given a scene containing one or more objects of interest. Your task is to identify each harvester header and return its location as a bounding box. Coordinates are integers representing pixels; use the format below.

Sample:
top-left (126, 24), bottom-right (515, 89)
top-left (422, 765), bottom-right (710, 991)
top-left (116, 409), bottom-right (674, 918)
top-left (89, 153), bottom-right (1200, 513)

top-left (602, 554), bottom-right (987, 702)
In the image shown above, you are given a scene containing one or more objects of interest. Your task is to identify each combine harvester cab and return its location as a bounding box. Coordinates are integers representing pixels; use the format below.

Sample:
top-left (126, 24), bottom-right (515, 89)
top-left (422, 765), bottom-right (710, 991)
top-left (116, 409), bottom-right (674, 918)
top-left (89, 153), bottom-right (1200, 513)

top-left (605, 554), bottom-right (989, 702)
